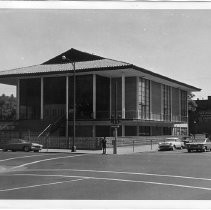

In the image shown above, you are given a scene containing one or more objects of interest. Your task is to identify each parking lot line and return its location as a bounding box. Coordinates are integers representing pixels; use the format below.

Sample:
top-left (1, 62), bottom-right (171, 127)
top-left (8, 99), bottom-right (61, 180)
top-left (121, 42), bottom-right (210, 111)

top-left (25, 168), bottom-right (211, 182)
top-left (0, 154), bottom-right (49, 162)
top-left (0, 178), bottom-right (86, 192)
top-left (12, 154), bottom-right (88, 169)
top-left (6, 173), bottom-right (211, 192)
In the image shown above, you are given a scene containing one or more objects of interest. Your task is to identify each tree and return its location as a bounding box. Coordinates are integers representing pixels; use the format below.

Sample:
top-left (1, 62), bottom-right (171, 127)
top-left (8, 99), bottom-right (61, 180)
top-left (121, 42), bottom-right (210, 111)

top-left (0, 94), bottom-right (16, 120)
top-left (188, 93), bottom-right (197, 112)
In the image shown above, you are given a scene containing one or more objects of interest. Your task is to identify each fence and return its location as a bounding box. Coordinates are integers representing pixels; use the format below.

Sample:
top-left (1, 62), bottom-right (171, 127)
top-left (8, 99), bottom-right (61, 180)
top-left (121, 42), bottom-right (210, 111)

top-left (0, 130), bottom-right (102, 150)
top-left (0, 129), bottom-right (192, 151)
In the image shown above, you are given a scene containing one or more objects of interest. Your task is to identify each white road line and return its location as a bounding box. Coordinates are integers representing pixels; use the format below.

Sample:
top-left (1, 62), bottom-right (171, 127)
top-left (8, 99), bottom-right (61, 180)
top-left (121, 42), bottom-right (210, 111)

top-left (12, 154), bottom-right (88, 169)
top-left (0, 154), bottom-right (49, 162)
top-left (24, 168), bottom-right (211, 182)
top-left (7, 173), bottom-right (211, 192)
top-left (0, 178), bottom-right (86, 192)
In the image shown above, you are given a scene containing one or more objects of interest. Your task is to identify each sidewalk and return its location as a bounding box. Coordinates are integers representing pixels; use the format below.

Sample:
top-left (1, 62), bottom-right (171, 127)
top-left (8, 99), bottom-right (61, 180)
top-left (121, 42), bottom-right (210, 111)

top-left (41, 144), bottom-right (158, 155)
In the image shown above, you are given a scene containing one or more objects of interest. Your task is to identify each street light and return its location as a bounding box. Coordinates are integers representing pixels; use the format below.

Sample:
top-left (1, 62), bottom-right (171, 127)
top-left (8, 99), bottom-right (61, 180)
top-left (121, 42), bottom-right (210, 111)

top-left (62, 55), bottom-right (76, 152)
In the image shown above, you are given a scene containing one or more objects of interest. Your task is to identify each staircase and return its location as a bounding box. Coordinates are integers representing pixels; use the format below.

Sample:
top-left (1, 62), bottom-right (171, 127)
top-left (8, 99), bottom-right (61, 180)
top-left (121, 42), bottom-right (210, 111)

top-left (37, 115), bottom-right (66, 139)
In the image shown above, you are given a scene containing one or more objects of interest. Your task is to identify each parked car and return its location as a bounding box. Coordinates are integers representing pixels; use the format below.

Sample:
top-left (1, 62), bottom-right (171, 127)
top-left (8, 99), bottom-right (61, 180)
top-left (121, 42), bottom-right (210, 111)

top-left (186, 138), bottom-right (211, 152)
top-left (181, 136), bottom-right (193, 149)
top-left (158, 137), bottom-right (183, 151)
top-left (2, 139), bottom-right (43, 152)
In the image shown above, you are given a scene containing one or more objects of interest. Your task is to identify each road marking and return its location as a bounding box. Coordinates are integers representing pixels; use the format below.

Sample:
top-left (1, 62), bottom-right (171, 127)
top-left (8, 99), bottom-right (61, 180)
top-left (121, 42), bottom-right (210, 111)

top-left (0, 154), bottom-right (49, 162)
top-left (7, 173), bottom-right (211, 192)
top-left (0, 178), bottom-right (86, 192)
top-left (24, 168), bottom-right (211, 182)
top-left (12, 154), bottom-right (88, 169)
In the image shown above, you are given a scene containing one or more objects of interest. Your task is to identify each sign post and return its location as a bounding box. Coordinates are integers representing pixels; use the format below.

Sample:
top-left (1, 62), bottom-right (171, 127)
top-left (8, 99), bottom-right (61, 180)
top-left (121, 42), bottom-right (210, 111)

top-left (111, 125), bottom-right (119, 154)
top-left (111, 115), bottom-right (121, 154)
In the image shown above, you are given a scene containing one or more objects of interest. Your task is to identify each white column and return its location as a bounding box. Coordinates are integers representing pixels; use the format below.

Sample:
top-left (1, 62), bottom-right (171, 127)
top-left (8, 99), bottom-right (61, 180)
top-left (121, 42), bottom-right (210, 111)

top-left (122, 74), bottom-right (125, 119)
top-left (178, 89), bottom-right (181, 122)
top-left (122, 124), bottom-right (125, 137)
top-left (16, 79), bottom-right (20, 120)
top-left (149, 80), bottom-right (152, 120)
top-left (41, 77), bottom-right (44, 120)
top-left (186, 91), bottom-right (189, 135)
top-left (136, 77), bottom-right (140, 119)
top-left (92, 125), bottom-right (96, 137)
top-left (137, 125), bottom-right (139, 136)
top-left (170, 87), bottom-right (173, 122)
top-left (109, 77), bottom-right (112, 118)
top-left (66, 76), bottom-right (69, 137)
top-left (93, 74), bottom-right (96, 119)
top-left (161, 84), bottom-right (163, 121)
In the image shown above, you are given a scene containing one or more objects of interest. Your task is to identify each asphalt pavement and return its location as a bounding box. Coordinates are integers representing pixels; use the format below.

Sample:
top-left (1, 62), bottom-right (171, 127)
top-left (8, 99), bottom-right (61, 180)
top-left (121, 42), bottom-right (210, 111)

top-left (1, 145), bottom-right (211, 208)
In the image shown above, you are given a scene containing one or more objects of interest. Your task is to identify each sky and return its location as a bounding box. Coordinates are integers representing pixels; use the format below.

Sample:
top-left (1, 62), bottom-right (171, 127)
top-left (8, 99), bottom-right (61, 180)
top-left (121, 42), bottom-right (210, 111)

top-left (0, 7), bottom-right (211, 99)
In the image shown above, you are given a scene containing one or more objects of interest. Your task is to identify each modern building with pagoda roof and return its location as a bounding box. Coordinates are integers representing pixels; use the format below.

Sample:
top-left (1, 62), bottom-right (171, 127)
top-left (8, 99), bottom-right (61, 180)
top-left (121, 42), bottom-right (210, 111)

top-left (0, 48), bottom-right (201, 148)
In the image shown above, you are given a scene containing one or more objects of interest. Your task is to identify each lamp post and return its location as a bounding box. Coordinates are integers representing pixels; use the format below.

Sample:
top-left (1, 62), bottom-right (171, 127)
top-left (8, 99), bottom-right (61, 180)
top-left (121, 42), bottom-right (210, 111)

top-left (110, 80), bottom-right (121, 154)
top-left (62, 55), bottom-right (76, 152)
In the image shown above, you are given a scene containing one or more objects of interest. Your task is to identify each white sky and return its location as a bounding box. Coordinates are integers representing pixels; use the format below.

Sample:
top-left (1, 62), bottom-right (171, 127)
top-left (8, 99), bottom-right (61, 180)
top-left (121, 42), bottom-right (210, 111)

top-left (0, 3), bottom-right (211, 99)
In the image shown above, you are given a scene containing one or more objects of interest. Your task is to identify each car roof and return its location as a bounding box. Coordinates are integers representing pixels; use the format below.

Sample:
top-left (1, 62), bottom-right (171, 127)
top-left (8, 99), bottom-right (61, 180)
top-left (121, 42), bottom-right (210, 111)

top-left (166, 137), bottom-right (179, 140)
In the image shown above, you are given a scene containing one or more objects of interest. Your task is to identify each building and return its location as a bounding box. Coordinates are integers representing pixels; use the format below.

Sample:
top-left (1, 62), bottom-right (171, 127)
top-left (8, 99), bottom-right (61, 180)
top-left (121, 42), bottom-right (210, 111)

top-left (189, 96), bottom-right (211, 136)
top-left (0, 48), bottom-right (200, 142)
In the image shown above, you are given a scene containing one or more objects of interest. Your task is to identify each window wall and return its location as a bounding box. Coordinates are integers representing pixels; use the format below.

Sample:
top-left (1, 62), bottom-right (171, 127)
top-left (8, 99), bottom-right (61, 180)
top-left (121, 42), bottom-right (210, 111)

top-left (43, 77), bottom-right (66, 120)
top-left (180, 90), bottom-right (188, 122)
top-left (96, 76), bottom-right (110, 119)
top-left (69, 75), bottom-right (93, 120)
top-left (138, 78), bottom-right (150, 119)
top-left (163, 85), bottom-right (171, 121)
top-left (20, 78), bottom-right (41, 120)
top-left (139, 126), bottom-right (150, 136)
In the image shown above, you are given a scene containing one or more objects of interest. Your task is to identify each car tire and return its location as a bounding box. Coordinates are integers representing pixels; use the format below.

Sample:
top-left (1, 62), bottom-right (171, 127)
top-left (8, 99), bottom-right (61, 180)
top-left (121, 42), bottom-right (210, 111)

top-left (12, 150), bottom-right (16, 152)
top-left (188, 149), bottom-right (191, 153)
top-left (2, 149), bottom-right (7, 152)
top-left (24, 146), bottom-right (30, 152)
top-left (34, 150), bottom-right (39, 152)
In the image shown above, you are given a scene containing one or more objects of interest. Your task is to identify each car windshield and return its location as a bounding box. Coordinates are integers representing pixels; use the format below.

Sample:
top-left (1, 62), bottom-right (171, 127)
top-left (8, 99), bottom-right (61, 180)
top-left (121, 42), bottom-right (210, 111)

top-left (11, 139), bottom-right (29, 144)
top-left (165, 138), bottom-right (179, 142)
top-left (167, 140), bottom-right (176, 143)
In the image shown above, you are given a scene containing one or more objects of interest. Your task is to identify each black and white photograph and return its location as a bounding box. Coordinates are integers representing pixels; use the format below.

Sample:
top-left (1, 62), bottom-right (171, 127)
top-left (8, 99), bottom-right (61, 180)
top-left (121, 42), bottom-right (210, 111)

top-left (0, 1), bottom-right (211, 209)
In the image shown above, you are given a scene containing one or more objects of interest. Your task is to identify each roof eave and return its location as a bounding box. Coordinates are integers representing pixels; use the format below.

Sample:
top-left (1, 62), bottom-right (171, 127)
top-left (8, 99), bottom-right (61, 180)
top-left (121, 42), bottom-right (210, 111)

top-left (132, 65), bottom-right (201, 92)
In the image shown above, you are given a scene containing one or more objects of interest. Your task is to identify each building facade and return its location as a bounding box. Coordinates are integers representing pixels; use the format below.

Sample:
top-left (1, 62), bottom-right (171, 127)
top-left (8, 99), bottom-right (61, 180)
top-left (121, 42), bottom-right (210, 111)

top-left (189, 96), bottom-right (211, 136)
top-left (0, 49), bottom-right (200, 138)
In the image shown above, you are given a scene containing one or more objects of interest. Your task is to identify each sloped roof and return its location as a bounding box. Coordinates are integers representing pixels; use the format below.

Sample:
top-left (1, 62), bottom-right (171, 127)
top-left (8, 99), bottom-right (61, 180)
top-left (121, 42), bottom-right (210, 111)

top-left (42, 48), bottom-right (104, 64)
top-left (0, 48), bottom-right (201, 92)
top-left (0, 58), bottom-right (131, 77)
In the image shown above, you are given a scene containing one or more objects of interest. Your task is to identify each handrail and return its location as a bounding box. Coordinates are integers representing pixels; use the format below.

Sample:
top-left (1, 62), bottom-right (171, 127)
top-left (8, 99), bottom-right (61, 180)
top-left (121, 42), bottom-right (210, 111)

top-left (37, 124), bottom-right (52, 138)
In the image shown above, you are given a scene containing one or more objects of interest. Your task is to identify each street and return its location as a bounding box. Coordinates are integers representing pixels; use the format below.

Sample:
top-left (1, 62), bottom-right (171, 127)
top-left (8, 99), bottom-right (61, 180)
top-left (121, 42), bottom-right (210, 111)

top-left (0, 149), bottom-right (211, 206)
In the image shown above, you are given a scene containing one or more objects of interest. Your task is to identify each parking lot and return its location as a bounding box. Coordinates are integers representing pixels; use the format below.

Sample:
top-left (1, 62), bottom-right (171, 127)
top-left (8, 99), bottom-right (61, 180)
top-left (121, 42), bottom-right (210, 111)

top-left (1, 148), bottom-right (211, 208)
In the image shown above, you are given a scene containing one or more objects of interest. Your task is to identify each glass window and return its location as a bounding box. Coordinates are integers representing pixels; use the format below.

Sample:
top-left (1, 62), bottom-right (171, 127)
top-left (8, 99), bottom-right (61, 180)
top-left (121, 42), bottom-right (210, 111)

top-left (139, 126), bottom-right (150, 136)
top-left (163, 85), bottom-right (171, 121)
top-left (138, 78), bottom-right (150, 119)
top-left (180, 90), bottom-right (187, 122)
top-left (20, 78), bottom-right (41, 120)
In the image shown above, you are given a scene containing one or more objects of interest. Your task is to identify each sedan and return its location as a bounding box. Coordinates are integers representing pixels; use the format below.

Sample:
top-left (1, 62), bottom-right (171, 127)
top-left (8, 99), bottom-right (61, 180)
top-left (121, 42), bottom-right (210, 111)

top-left (2, 139), bottom-right (43, 152)
top-left (186, 138), bottom-right (211, 152)
top-left (158, 137), bottom-right (183, 151)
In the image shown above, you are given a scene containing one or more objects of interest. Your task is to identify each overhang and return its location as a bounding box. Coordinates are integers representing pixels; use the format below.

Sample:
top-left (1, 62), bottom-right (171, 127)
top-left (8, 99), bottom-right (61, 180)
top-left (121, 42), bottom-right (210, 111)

top-left (0, 50), bottom-right (201, 92)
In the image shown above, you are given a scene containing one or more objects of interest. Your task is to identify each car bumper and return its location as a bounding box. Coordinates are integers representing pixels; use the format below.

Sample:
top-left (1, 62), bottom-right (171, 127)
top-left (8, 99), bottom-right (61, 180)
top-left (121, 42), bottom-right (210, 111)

top-left (187, 145), bottom-right (205, 150)
top-left (158, 145), bottom-right (173, 150)
top-left (31, 146), bottom-right (43, 151)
